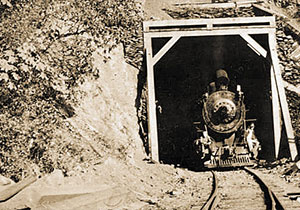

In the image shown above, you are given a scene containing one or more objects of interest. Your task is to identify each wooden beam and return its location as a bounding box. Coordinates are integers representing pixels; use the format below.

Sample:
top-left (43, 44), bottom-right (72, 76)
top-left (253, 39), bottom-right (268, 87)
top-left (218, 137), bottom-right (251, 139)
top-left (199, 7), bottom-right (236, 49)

top-left (268, 32), bottom-right (298, 161)
top-left (144, 28), bottom-right (274, 38)
top-left (240, 33), bottom-right (267, 58)
top-left (147, 25), bottom-right (273, 33)
top-left (236, 0), bottom-right (259, 7)
top-left (271, 65), bottom-right (282, 159)
top-left (178, 2), bottom-right (237, 9)
top-left (146, 26), bottom-right (274, 34)
top-left (143, 16), bottom-right (275, 32)
top-left (152, 35), bottom-right (181, 65)
top-left (144, 36), bottom-right (159, 162)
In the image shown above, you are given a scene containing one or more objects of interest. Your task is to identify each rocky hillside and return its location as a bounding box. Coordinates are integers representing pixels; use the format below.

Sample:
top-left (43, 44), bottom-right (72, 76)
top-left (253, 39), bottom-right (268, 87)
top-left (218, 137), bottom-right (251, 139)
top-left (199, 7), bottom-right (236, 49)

top-left (0, 0), bottom-right (144, 181)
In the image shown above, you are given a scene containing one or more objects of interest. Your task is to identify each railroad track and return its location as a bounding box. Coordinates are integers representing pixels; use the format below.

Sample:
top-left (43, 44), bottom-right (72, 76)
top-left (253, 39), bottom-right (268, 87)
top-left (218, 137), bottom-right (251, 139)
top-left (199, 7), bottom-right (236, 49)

top-left (202, 167), bottom-right (284, 210)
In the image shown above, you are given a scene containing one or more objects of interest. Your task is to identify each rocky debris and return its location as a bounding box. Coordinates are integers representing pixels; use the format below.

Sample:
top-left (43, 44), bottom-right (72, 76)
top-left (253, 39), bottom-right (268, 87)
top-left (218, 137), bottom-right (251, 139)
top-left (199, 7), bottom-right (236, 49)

top-left (143, 0), bottom-right (174, 20)
top-left (256, 158), bottom-right (300, 189)
top-left (163, 6), bottom-right (256, 18)
top-left (124, 35), bottom-right (144, 69)
top-left (283, 160), bottom-right (300, 175)
top-left (285, 90), bottom-right (300, 141)
top-left (260, 1), bottom-right (300, 35)
top-left (0, 158), bottom-right (214, 210)
top-left (272, 0), bottom-right (300, 18)
top-left (285, 192), bottom-right (300, 204)
top-left (253, 167), bottom-right (300, 209)
top-left (276, 19), bottom-right (300, 86)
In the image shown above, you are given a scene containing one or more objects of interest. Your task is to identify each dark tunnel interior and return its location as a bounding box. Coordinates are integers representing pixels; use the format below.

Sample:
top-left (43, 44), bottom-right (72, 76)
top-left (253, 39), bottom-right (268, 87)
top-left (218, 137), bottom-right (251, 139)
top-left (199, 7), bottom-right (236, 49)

top-left (152, 34), bottom-right (290, 166)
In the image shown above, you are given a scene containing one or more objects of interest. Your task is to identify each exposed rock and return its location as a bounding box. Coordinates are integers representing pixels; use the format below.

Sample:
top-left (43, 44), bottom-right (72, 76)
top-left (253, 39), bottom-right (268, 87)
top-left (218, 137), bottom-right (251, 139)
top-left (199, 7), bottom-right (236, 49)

top-left (68, 44), bottom-right (143, 163)
top-left (0, 175), bottom-right (13, 186)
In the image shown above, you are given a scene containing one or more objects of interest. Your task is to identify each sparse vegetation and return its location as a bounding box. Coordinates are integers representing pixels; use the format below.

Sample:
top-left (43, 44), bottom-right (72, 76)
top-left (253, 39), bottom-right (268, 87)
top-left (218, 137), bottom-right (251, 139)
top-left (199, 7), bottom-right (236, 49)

top-left (0, 0), bottom-right (143, 181)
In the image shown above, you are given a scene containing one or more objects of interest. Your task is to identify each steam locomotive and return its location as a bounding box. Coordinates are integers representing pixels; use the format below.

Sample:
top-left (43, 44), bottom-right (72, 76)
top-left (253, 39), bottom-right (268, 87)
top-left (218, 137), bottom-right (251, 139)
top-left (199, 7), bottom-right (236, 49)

top-left (194, 69), bottom-right (260, 168)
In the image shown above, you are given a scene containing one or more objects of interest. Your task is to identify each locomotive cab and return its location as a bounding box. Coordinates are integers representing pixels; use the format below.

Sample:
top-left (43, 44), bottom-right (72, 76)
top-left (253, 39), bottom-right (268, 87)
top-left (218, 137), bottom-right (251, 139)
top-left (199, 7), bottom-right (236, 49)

top-left (194, 69), bottom-right (260, 168)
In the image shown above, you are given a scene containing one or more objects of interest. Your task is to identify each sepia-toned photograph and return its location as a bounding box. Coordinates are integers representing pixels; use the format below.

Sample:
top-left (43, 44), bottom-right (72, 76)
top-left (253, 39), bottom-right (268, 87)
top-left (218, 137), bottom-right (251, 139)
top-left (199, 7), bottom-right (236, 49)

top-left (0, 0), bottom-right (299, 209)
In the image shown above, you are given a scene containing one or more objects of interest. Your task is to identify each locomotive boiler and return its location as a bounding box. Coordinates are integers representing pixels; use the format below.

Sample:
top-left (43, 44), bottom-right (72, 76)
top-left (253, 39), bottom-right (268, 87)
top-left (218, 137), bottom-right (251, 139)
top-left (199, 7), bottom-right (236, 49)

top-left (194, 69), bottom-right (260, 168)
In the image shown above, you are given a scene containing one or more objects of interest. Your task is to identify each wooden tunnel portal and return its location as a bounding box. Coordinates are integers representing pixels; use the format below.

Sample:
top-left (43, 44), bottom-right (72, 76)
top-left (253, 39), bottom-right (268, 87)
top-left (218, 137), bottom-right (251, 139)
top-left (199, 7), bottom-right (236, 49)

top-left (143, 17), bottom-right (298, 164)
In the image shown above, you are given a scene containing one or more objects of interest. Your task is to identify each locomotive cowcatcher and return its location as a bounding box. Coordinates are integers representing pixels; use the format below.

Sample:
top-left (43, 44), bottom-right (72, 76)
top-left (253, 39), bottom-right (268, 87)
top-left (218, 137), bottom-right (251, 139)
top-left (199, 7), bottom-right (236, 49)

top-left (194, 69), bottom-right (260, 168)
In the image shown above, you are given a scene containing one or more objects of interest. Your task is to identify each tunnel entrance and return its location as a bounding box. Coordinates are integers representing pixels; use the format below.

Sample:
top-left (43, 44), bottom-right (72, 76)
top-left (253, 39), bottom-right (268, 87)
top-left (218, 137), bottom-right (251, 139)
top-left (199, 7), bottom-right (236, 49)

top-left (143, 17), bottom-right (298, 166)
top-left (154, 35), bottom-right (276, 164)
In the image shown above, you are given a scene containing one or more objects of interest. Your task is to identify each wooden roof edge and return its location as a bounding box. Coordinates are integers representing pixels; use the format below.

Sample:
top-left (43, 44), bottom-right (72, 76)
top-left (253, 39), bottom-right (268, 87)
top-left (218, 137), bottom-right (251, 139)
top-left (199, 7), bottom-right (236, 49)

top-left (143, 16), bottom-right (276, 32)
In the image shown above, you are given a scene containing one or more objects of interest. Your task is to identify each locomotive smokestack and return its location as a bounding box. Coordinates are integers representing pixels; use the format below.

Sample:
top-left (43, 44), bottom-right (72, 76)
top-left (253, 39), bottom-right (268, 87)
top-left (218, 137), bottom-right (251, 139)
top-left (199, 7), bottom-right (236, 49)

top-left (216, 69), bottom-right (229, 90)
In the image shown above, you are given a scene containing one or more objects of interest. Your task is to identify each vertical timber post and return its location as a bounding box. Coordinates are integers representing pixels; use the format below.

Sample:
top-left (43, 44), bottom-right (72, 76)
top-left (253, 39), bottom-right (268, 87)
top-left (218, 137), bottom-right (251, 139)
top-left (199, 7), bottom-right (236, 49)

top-left (268, 31), bottom-right (298, 161)
top-left (144, 33), bottom-right (180, 163)
top-left (144, 35), bottom-right (159, 162)
top-left (240, 31), bottom-right (283, 159)
top-left (271, 66), bottom-right (282, 159)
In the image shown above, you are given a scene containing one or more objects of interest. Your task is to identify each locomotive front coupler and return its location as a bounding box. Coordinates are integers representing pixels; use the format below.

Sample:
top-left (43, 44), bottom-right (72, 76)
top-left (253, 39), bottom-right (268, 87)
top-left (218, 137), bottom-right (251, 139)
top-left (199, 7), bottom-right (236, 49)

top-left (220, 146), bottom-right (232, 160)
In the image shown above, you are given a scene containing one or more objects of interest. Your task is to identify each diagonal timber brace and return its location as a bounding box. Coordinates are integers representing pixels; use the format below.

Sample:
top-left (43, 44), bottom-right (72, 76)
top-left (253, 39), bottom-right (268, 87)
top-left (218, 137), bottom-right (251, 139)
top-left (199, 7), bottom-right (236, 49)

top-left (152, 35), bottom-right (181, 65)
top-left (240, 33), bottom-right (267, 58)
top-left (240, 32), bottom-right (298, 160)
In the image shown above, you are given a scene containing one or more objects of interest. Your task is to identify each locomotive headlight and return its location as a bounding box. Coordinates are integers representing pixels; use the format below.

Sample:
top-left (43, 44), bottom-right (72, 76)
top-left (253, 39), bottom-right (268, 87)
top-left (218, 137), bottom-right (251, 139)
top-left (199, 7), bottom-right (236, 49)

top-left (203, 90), bottom-right (245, 133)
top-left (213, 99), bottom-right (237, 123)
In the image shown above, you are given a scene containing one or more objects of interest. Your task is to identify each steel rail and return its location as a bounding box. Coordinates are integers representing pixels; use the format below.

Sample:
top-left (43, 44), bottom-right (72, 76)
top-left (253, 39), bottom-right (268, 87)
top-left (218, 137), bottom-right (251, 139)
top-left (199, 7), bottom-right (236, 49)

top-left (244, 167), bottom-right (285, 210)
top-left (201, 171), bottom-right (219, 210)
